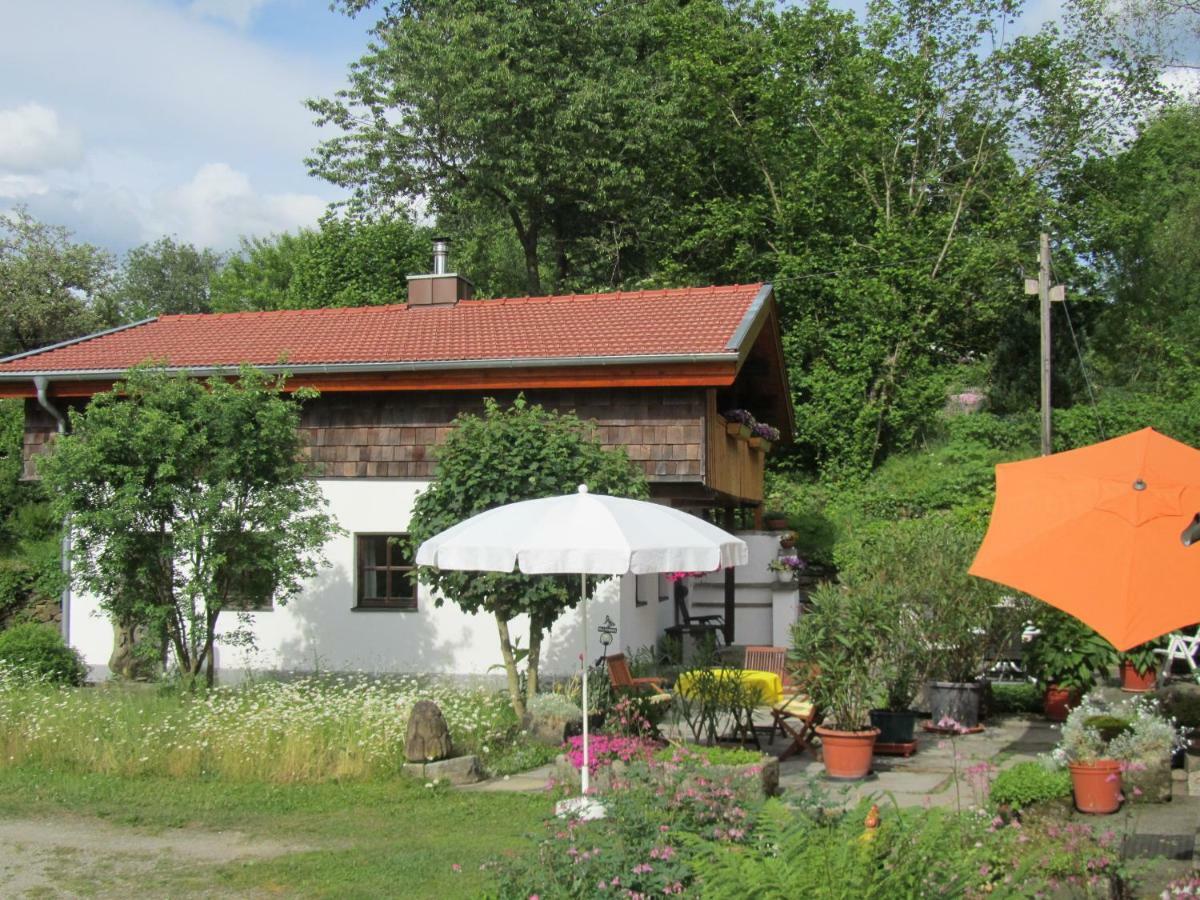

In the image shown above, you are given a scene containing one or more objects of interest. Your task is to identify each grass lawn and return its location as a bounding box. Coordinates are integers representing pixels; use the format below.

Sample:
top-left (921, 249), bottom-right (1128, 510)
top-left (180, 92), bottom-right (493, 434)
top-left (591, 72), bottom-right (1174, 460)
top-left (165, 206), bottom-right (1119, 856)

top-left (0, 765), bottom-right (548, 898)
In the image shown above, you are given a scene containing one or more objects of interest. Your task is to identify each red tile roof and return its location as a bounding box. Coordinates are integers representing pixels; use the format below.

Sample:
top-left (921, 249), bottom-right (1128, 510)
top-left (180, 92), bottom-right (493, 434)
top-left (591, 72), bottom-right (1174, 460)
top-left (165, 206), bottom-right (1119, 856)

top-left (0, 284), bottom-right (769, 375)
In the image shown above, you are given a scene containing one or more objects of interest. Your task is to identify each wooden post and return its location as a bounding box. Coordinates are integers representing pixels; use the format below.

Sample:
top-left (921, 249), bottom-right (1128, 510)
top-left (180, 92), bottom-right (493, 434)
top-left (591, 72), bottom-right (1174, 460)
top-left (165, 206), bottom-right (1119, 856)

top-left (1024, 233), bottom-right (1063, 457)
top-left (1039, 232), bottom-right (1052, 457)
top-left (723, 506), bottom-right (736, 645)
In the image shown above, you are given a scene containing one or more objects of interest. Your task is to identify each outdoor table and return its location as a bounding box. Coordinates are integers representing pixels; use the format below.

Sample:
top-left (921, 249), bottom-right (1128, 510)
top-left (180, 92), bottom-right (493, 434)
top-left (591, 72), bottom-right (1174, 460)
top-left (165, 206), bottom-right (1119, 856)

top-left (675, 667), bottom-right (784, 705)
top-left (675, 667), bottom-right (783, 748)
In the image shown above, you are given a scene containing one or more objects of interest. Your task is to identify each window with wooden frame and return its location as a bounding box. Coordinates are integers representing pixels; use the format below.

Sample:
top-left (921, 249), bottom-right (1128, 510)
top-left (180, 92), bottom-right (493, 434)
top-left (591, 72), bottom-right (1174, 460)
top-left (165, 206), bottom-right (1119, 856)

top-left (355, 534), bottom-right (417, 610)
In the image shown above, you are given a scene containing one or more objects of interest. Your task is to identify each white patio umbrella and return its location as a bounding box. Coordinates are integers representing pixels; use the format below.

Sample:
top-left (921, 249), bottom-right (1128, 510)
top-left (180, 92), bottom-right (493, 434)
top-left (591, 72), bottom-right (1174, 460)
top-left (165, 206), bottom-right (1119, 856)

top-left (415, 484), bottom-right (748, 812)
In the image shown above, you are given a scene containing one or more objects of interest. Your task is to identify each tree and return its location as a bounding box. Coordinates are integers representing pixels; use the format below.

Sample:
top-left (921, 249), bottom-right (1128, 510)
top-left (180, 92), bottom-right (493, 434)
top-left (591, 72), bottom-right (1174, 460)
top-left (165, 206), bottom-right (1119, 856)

top-left (0, 207), bottom-right (114, 356)
top-left (407, 396), bottom-right (647, 716)
top-left (39, 366), bottom-right (340, 686)
top-left (1073, 104), bottom-right (1200, 398)
top-left (210, 214), bottom-right (429, 311)
top-left (308, 0), bottom-right (688, 296)
top-left (112, 237), bottom-right (224, 321)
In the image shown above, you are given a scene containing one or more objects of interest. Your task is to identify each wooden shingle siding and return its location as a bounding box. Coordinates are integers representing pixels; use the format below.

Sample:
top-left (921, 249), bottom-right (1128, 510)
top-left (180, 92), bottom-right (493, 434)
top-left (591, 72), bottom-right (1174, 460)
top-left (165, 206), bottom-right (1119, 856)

top-left (297, 388), bottom-right (706, 482)
top-left (22, 400), bottom-right (60, 481)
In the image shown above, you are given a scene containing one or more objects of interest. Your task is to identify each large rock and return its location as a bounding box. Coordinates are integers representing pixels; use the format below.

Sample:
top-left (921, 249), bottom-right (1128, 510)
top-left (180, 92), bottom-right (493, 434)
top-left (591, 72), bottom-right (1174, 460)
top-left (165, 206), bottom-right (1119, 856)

top-left (403, 755), bottom-right (483, 785)
top-left (405, 700), bottom-right (454, 762)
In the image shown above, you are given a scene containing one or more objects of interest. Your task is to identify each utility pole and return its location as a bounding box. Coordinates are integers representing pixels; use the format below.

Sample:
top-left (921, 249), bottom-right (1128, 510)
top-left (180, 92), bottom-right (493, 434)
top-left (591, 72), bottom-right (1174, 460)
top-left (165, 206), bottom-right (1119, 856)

top-left (1025, 233), bottom-right (1065, 456)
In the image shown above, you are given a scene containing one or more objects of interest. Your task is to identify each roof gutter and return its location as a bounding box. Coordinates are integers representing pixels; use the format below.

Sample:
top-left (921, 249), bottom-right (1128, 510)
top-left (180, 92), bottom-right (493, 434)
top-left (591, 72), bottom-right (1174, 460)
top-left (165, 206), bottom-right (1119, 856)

top-left (32, 376), bottom-right (71, 648)
top-left (0, 351), bottom-right (740, 383)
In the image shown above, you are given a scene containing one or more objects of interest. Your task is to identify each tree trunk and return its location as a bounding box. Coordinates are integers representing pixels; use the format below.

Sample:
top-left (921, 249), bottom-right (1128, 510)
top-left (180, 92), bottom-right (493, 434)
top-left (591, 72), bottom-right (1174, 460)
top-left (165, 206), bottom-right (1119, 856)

top-left (495, 612), bottom-right (526, 717)
top-left (508, 208), bottom-right (542, 296)
top-left (525, 614), bottom-right (543, 709)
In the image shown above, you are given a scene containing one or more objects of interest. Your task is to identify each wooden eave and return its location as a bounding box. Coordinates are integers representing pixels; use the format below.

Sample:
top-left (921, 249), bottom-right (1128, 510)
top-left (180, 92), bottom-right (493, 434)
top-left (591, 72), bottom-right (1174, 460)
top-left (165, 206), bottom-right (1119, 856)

top-left (0, 359), bottom-right (741, 400)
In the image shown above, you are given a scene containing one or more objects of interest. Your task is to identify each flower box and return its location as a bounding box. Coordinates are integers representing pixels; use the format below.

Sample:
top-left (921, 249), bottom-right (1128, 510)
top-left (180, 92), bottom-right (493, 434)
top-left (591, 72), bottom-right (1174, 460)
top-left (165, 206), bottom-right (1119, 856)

top-left (726, 422), bottom-right (751, 439)
top-left (748, 436), bottom-right (772, 453)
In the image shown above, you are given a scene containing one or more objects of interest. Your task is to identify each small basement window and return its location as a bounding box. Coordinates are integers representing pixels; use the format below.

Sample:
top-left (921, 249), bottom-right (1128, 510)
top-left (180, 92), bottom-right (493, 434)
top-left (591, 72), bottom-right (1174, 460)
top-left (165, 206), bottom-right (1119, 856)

top-left (355, 534), bottom-right (417, 610)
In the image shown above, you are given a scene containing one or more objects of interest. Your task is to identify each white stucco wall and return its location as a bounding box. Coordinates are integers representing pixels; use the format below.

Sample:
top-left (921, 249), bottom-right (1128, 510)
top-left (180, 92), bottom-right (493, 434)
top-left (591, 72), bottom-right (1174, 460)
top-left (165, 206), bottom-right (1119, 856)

top-left (67, 479), bottom-right (649, 680)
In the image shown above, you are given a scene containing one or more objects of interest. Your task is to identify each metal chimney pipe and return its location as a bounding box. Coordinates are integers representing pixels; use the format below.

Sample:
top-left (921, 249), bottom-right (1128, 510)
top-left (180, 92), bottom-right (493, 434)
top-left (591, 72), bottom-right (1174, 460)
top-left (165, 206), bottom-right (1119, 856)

top-left (432, 237), bottom-right (450, 275)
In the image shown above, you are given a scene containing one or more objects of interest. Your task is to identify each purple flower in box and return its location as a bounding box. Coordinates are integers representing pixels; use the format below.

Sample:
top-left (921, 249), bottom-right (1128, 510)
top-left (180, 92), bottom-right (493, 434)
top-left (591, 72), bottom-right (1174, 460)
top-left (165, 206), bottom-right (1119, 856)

top-left (722, 409), bottom-right (756, 426)
top-left (751, 422), bottom-right (780, 441)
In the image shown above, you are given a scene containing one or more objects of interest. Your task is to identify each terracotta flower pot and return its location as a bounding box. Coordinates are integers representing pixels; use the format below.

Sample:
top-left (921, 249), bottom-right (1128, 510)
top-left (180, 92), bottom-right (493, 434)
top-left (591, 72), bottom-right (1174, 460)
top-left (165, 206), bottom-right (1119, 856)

top-left (816, 726), bottom-right (879, 780)
top-left (1119, 661), bottom-right (1157, 693)
top-left (1043, 685), bottom-right (1080, 722)
top-left (1069, 760), bottom-right (1122, 814)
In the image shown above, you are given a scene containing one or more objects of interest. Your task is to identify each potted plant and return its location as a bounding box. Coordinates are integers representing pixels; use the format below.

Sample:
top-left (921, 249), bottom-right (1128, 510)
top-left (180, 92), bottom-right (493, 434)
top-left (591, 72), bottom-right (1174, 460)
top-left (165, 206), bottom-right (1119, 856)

top-left (768, 553), bottom-right (805, 585)
top-left (791, 582), bottom-right (889, 779)
top-left (1119, 637), bottom-right (1164, 692)
top-left (763, 510), bottom-right (789, 530)
top-left (1052, 694), bottom-right (1183, 813)
top-left (1025, 607), bottom-right (1116, 721)
top-left (869, 591), bottom-right (932, 745)
top-left (748, 422), bottom-right (780, 452)
top-left (832, 514), bottom-right (1015, 730)
top-left (779, 530), bottom-right (797, 550)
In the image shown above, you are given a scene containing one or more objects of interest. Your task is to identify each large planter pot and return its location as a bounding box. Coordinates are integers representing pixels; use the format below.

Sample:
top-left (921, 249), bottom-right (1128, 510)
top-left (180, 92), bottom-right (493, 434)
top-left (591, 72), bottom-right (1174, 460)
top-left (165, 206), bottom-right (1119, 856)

top-left (1120, 661), bottom-right (1157, 693)
top-left (926, 681), bottom-right (983, 728)
top-left (869, 709), bottom-right (919, 744)
top-left (1043, 685), bottom-right (1080, 722)
top-left (816, 726), bottom-right (879, 780)
top-left (1069, 760), bottom-right (1123, 814)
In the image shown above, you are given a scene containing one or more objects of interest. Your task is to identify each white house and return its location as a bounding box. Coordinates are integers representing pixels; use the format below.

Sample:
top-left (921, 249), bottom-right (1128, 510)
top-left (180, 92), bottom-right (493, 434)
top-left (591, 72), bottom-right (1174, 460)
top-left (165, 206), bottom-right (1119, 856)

top-left (0, 255), bottom-right (798, 679)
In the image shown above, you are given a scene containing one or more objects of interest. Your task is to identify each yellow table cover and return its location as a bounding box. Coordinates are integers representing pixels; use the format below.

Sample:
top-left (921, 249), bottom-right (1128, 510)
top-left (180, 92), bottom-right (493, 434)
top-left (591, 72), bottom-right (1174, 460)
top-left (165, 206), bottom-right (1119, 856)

top-left (675, 667), bottom-right (783, 705)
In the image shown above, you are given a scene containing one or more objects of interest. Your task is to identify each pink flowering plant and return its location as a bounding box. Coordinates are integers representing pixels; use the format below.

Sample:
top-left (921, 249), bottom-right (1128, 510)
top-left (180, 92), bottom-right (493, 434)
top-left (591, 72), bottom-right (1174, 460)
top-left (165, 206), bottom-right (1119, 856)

top-left (489, 751), bottom-right (765, 898)
top-left (565, 734), bottom-right (659, 774)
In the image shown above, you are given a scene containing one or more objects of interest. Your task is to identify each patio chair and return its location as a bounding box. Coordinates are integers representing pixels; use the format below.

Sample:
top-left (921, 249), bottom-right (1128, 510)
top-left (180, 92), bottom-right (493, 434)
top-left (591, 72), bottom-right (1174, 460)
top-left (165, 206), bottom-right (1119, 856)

top-left (1155, 631), bottom-right (1200, 677)
top-left (605, 653), bottom-right (671, 702)
top-left (673, 580), bottom-right (724, 630)
top-left (769, 663), bottom-right (822, 760)
top-left (743, 646), bottom-right (790, 686)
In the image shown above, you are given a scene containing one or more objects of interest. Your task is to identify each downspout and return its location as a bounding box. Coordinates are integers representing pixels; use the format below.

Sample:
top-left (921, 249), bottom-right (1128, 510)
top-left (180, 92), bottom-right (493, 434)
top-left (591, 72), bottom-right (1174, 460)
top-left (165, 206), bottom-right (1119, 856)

top-left (33, 377), bottom-right (70, 644)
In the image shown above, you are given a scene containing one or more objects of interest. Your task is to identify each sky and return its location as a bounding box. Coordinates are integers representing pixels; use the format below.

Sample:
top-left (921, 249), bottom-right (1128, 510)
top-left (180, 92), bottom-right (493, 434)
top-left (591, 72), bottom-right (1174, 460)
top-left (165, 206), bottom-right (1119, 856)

top-left (0, 0), bottom-right (374, 255)
top-left (0, 0), bottom-right (1092, 258)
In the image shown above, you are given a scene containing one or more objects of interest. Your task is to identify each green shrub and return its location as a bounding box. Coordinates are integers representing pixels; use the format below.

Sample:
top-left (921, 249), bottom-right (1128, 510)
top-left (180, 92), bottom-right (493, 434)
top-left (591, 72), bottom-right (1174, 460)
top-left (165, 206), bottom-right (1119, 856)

top-left (988, 682), bottom-right (1042, 714)
top-left (0, 622), bottom-right (86, 685)
top-left (1161, 690), bottom-right (1200, 729)
top-left (989, 762), bottom-right (1072, 811)
top-left (653, 744), bottom-right (762, 766)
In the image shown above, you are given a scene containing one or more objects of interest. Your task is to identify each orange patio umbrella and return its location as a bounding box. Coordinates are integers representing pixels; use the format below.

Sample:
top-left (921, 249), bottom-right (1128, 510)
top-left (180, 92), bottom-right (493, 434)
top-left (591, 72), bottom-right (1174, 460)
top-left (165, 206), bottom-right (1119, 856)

top-left (969, 428), bottom-right (1200, 652)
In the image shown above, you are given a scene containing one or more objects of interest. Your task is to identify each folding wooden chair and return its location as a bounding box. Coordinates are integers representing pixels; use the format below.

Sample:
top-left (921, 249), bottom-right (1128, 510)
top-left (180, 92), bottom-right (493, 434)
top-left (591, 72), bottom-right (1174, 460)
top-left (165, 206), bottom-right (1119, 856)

top-left (771, 696), bottom-right (820, 760)
top-left (605, 653), bottom-right (671, 702)
top-left (743, 646), bottom-right (789, 685)
top-left (769, 662), bottom-right (821, 760)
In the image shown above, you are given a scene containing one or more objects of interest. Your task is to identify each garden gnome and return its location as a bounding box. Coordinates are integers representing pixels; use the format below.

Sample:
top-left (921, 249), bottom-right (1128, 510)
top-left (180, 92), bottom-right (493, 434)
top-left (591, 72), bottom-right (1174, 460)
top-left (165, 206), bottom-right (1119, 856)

top-left (404, 700), bottom-right (454, 762)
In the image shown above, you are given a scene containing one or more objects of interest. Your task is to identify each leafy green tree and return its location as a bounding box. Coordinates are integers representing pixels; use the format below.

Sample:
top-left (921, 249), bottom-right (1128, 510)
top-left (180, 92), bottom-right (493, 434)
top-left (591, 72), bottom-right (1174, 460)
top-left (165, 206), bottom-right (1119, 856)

top-left (408, 396), bottom-right (647, 716)
top-left (663, 0), bottom-right (1160, 475)
top-left (112, 237), bottom-right (224, 321)
top-left (1074, 105), bottom-right (1200, 398)
top-left (309, 0), bottom-right (689, 296)
top-left (211, 214), bottom-right (429, 311)
top-left (39, 366), bottom-right (340, 686)
top-left (0, 207), bottom-right (114, 356)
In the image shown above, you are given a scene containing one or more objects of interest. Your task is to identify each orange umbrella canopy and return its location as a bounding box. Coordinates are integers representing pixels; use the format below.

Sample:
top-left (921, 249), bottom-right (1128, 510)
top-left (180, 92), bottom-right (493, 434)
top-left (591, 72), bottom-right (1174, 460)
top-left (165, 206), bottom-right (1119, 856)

top-left (969, 428), bottom-right (1200, 652)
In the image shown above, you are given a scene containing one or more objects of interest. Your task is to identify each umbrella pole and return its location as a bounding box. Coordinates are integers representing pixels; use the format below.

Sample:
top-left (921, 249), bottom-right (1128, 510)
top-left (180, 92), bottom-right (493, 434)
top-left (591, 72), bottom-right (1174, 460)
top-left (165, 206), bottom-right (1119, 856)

top-left (580, 572), bottom-right (589, 797)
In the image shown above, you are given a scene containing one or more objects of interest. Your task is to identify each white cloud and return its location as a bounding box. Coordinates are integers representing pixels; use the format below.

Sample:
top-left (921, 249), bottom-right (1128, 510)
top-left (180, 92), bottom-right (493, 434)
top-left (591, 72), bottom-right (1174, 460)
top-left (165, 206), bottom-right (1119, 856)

top-left (148, 162), bottom-right (326, 249)
top-left (0, 174), bottom-right (49, 199)
top-left (0, 103), bottom-right (83, 173)
top-left (189, 0), bottom-right (276, 29)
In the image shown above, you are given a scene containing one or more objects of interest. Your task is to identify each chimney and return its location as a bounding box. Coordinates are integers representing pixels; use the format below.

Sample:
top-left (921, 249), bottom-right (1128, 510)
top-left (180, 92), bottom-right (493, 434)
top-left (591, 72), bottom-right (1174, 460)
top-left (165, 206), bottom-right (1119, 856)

top-left (407, 236), bottom-right (474, 306)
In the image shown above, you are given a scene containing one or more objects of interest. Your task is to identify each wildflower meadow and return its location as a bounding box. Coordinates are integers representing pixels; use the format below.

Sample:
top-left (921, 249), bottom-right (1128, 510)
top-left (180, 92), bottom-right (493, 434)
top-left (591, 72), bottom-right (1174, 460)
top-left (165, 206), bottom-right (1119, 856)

top-left (0, 662), bottom-right (527, 781)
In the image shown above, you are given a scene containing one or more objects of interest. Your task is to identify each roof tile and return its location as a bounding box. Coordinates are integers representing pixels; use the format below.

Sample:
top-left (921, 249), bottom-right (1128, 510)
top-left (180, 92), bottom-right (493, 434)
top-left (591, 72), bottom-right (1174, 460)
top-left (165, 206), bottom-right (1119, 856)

top-left (0, 284), bottom-right (765, 374)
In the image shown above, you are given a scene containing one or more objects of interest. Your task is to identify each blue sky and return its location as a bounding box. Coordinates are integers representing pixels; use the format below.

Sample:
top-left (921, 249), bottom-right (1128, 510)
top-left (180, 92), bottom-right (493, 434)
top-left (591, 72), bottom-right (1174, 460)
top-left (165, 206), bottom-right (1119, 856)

top-left (0, 0), bottom-right (1077, 257)
top-left (0, 0), bottom-right (373, 254)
